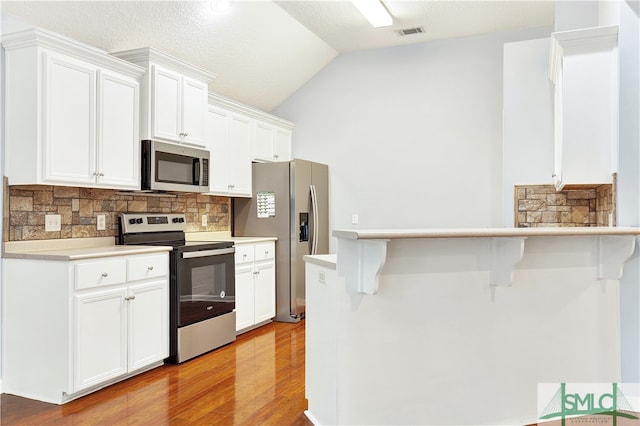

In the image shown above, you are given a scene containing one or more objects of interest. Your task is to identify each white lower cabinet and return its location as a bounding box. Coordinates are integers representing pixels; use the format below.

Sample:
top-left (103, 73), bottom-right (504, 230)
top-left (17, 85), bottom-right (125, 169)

top-left (234, 241), bottom-right (276, 333)
top-left (2, 251), bottom-right (169, 404)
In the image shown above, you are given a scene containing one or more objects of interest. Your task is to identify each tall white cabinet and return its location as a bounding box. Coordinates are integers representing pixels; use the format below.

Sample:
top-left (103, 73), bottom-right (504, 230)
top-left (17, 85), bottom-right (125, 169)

top-left (112, 47), bottom-right (215, 147)
top-left (2, 29), bottom-right (145, 190)
top-left (2, 251), bottom-right (170, 404)
top-left (549, 25), bottom-right (619, 190)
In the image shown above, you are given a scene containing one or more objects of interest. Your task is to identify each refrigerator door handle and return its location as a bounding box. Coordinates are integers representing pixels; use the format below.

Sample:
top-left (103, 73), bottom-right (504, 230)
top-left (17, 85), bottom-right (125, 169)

top-left (310, 184), bottom-right (319, 255)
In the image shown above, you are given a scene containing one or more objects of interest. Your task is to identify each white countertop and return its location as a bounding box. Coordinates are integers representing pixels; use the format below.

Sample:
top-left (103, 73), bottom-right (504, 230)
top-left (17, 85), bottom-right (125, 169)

top-left (3, 237), bottom-right (172, 261)
top-left (303, 254), bottom-right (336, 269)
top-left (185, 232), bottom-right (277, 244)
top-left (3, 232), bottom-right (278, 261)
top-left (333, 227), bottom-right (640, 240)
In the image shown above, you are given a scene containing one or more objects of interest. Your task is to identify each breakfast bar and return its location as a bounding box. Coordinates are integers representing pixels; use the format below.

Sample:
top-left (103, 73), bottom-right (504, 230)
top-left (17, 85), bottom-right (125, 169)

top-left (304, 227), bottom-right (640, 425)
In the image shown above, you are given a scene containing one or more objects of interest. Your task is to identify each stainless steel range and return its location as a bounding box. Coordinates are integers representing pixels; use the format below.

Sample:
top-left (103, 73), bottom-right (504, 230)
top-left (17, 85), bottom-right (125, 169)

top-left (118, 213), bottom-right (236, 363)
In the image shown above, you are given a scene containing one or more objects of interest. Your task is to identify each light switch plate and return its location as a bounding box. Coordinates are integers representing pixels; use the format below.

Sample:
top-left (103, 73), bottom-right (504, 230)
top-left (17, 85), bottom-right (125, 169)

top-left (45, 214), bottom-right (61, 232)
top-left (201, 214), bottom-right (208, 226)
top-left (97, 214), bottom-right (106, 231)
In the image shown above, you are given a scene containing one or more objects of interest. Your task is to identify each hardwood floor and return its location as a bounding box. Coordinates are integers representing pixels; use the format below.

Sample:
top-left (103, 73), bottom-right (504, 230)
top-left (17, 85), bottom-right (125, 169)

top-left (1, 320), bottom-right (312, 426)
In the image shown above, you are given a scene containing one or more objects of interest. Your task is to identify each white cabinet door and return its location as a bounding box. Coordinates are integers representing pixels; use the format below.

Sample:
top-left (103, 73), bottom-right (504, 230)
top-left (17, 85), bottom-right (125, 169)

top-left (206, 106), bottom-right (253, 197)
top-left (74, 287), bottom-right (127, 392)
top-left (253, 121), bottom-right (275, 161)
top-left (235, 263), bottom-right (255, 332)
top-left (182, 77), bottom-right (208, 145)
top-left (228, 113), bottom-right (253, 196)
top-left (97, 70), bottom-right (140, 189)
top-left (549, 26), bottom-right (618, 190)
top-left (253, 120), bottom-right (292, 163)
top-left (128, 280), bottom-right (168, 371)
top-left (207, 106), bottom-right (231, 194)
top-left (152, 65), bottom-right (182, 142)
top-left (254, 260), bottom-right (276, 324)
top-left (44, 52), bottom-right (97, 185)
top-left (274, 127), bottom-right (292, 162)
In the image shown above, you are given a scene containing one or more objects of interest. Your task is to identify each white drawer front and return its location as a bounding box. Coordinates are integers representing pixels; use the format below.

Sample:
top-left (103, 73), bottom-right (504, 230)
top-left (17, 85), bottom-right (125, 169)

top-left (127, 254), bottom-right (168, 282)
top-left (254, 242), bottom-right (275, 261)
top-left (234, 244), bottom-right (254, 265)
top-left (75, 259), bottom-right (127, 290)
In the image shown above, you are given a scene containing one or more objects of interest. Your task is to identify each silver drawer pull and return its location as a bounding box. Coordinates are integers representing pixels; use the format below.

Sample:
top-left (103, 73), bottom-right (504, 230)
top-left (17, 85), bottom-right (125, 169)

top-left (124, 295), bottom-right (136, 301)
top-left (265, 251), bottom-right (269, 256)
top-left (206, 306), bottom-right (213, 311)
top-left (101, 273), bottom-right (108, 278)
top-left (148, 266), bottom-right (154, 271)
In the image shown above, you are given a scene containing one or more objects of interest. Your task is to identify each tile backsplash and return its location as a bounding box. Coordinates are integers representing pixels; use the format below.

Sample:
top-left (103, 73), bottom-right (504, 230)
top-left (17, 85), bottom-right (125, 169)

top-left (4, 180), bottom-right (230, 241)
top-left (514, 181), bottom-right (615, 228)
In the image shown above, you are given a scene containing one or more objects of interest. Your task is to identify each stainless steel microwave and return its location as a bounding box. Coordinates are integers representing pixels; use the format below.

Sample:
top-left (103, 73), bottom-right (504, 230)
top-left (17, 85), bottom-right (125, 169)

top-left (141, 140), bottom-right (210, 193)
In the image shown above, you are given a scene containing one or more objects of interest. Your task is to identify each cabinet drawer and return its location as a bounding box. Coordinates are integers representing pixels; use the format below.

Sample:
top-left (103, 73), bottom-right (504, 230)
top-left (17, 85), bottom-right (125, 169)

top-left (235, 244), bottom-right (254, 265)
top-left (254, 242), bottom-right (275, 261)
top-left (127, 254), bottom-right (168, 282)
top-left (75, 259), bottom-right (127, 290)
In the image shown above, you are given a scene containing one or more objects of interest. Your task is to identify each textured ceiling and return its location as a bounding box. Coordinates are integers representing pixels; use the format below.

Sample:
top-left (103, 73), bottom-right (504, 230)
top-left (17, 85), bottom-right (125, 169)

top-left (0, 1), bottom-right (554, 112)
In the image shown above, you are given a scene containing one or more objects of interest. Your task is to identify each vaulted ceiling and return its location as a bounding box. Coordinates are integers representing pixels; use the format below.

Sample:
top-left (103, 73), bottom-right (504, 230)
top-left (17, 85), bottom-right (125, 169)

top-left (1, 1), bottom-right (555, 112)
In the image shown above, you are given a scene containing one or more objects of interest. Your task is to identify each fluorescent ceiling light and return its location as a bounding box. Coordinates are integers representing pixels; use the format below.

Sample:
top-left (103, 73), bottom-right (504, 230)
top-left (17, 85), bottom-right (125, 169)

top-left (352, 0), bottom-right (393, 28)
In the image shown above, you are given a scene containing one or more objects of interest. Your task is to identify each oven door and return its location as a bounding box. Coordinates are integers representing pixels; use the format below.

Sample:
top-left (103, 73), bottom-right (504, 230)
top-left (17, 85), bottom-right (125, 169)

top-left (175, 247), bottom-right (235, 327)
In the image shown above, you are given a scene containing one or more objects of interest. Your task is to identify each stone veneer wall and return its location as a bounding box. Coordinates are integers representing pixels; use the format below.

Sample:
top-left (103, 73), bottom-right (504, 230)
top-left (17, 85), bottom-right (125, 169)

top-left (514, 183), bottom-right (615, 228)
top-left (4, 181), bottom-right (230, 241)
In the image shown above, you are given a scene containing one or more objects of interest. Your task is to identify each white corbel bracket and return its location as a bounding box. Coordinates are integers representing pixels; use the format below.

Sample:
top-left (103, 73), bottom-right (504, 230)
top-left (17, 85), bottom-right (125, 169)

top-left (490, 237), bottom-right (526, 286)
top-left (597, 235), bottom-right (636, 280)
top-left (336, 238), bottom-right (389, 295)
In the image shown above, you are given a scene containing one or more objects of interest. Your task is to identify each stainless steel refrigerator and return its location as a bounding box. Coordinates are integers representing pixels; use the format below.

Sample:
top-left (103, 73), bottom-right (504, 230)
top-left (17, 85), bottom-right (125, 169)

top-left (233, 159), bottom-right (328, 323)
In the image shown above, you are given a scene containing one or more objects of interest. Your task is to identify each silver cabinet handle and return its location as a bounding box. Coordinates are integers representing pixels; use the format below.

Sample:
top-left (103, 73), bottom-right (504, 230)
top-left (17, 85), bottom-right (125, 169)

top-left (124, 295), bottom-right (136, 301)
top-left (148, 266), bottom-right (154, 271)
top-left (265, 251), bottom-right (270, 256)
top-left (101, 273), bottom-right (108, 277)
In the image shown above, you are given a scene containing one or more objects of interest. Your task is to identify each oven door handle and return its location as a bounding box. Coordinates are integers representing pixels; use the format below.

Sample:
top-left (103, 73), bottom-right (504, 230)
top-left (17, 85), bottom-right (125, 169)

top-left (181, 247), bottom-right (235, 258)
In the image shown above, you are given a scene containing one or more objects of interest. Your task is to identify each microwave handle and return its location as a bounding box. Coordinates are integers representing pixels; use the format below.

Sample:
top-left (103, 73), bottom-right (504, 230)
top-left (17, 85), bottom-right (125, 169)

top-left (192, 158), bottom-right (200, 185)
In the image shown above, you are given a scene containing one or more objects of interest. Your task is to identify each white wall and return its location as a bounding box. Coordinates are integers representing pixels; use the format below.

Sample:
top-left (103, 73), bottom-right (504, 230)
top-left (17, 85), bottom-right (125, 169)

top-left (502, 38), bottom-right (553, 227)
top-left (613, 0), bottom-right (640, 386)
top-left (274, 26), bottom-right (551, 251)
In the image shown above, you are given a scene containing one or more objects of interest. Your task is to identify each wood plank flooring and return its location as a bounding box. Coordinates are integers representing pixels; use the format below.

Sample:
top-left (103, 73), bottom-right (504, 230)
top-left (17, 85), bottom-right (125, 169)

top-left (1, 320), bottom-right (312, 426)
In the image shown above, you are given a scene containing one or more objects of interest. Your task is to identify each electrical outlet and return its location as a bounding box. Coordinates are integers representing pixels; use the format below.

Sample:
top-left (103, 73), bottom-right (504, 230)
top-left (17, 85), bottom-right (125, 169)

top-left (97, 214), bottom-right (106, 231)
top-left (45, 214), bottom-right (61, 232)
top-left (351, 213), bottom-right (359, 225)
top-left (201, 214), bottom-right (208, 227)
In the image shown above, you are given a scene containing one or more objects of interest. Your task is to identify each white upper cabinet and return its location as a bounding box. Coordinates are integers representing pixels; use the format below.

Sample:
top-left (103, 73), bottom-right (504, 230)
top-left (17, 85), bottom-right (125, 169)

top-left (253, 119), bottom-right (293, 162)
top-left (206, 102), bottom-right (252, 197)
top-left (549, 26), bottom-right (619, 190)
top-left (112, 47), bottom-right (215, 147)
top-left (2, 29), bottom-right (144, 190)
top-left (206, 92), bottom-right (295, 196)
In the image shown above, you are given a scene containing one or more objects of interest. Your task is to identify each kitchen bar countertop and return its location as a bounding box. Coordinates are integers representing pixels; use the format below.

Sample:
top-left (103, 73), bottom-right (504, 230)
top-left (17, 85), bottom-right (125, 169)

top-left (333, 226), bottom-right (640, 240)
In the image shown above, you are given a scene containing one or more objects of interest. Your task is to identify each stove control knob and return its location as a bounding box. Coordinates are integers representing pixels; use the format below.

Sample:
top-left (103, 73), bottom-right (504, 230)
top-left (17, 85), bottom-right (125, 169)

top-left (179, 217), bottom-right (185, 223)
top-left (129, 218), bottom-right (136, 224)
top-left (136, 218), bottom-right (143, 224)
top-left (172, 217), bottom-right (180, 223)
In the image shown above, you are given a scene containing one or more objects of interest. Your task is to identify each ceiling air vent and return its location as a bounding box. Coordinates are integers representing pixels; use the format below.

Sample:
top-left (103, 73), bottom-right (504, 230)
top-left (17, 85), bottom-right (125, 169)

top-left (395, 27), bottom-right (425, 36)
